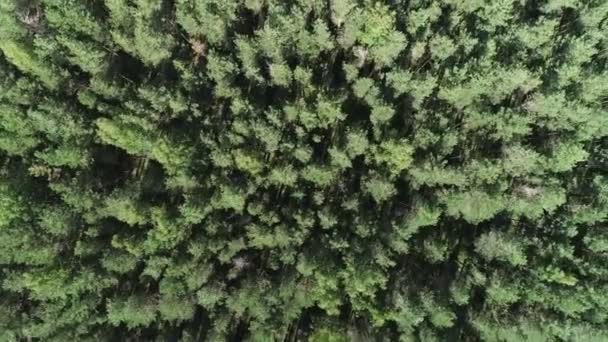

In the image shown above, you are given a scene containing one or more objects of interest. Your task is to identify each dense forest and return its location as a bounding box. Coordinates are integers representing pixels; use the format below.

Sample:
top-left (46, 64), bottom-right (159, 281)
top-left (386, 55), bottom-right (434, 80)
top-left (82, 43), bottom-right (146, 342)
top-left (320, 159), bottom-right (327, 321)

top-left (1, 0), bottom-right (607, 340)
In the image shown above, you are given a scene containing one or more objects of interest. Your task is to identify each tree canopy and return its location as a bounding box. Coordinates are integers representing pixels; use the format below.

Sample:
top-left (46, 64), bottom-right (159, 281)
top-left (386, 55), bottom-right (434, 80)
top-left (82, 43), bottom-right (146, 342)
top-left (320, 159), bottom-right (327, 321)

top-left (0, 0), bottom-right (607, 341)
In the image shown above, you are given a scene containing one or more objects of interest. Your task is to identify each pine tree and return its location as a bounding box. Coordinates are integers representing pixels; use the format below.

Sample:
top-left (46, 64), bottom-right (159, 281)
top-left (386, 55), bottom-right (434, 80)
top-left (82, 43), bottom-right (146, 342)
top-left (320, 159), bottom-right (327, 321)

top-left (1, 0), bottom-right (607, 340)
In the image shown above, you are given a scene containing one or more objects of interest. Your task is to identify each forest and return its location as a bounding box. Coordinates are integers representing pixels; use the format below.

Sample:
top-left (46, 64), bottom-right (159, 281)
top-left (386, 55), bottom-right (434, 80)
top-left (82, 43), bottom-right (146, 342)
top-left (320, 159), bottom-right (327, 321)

top-left (1, 0), bottom-right (608, 341)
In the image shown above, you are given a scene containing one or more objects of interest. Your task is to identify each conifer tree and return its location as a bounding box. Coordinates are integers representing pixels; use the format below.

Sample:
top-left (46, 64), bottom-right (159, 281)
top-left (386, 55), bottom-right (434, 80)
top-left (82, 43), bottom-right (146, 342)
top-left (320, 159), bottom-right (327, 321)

top-left (1, 0), bottom-right (608, 340)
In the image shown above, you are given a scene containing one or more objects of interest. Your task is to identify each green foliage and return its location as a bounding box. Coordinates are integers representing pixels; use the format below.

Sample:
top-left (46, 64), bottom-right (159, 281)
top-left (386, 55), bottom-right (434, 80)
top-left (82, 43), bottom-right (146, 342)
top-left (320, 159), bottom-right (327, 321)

top-left (358, 3), bottom-right (406, 66)
top-left (0, 41), bottom-right (63, 89)
top-left (0, 182), bottom-right (25, 227)
top-left (0, 0), bottom-right (607, 340)
top-left (176, 0), bottom-right (238, 46)
top-left (364, 175), bottom-right (396, 203)
top-left (101, 188), bottom-right (149, 225)
top-left (374, 139), bottom-right (414, 176)
top-left (106, 0), bottom-right (176, 66)
top-left (107, 295), bottom-right (157, 328)
top-left (475, 231), bottom-right (527, 267)
top-left (96, 118), bottom-right (153, 156)
top-left (309, 324), bottom-right (348, 342)
top-left (443, 190), bottom-right (506, 224)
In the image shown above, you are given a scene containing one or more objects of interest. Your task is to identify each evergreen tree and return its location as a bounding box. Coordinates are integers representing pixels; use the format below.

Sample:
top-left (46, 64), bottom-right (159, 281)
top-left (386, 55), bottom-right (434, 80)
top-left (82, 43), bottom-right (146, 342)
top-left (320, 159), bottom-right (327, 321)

top-left (1, 0), bottom-right (607, 340)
